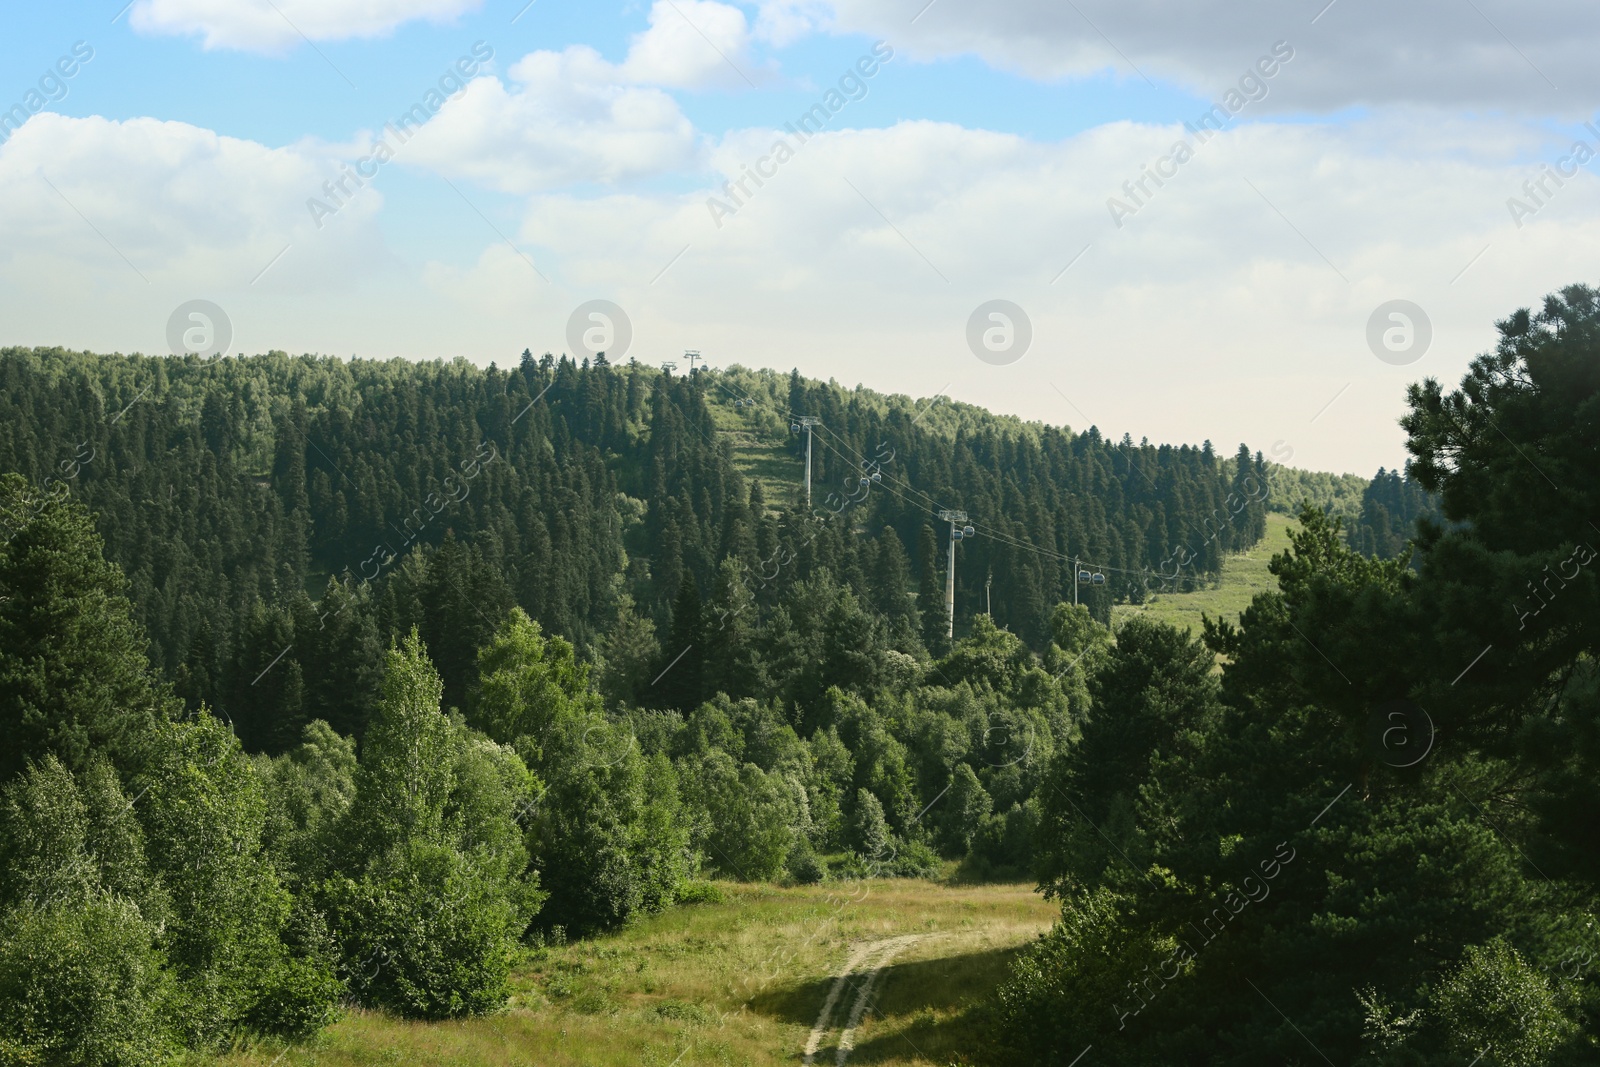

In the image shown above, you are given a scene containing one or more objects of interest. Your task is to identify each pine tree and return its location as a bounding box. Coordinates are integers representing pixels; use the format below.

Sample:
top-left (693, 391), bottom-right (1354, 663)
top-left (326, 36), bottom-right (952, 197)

top-left (655, 572), bottom-right (705, 712)
top-left (916, 524), bottom-right (946, 654)
top-left (0, 475), bottom-right (176, 782)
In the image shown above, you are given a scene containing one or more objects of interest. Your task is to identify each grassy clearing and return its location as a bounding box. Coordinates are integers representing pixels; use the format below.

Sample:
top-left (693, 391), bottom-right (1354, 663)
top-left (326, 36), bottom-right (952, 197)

top-left (1112, 512), bottom-right (1294, 635)
top-left (706, 393), bottom-right (804, 509)
top-left (224, 878), bottom-right (1056, 1067)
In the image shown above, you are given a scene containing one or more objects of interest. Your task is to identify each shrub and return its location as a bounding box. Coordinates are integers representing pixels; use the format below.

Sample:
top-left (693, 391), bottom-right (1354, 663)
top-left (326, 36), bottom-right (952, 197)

top-left (993, 887), bottom-right (1167, 1062)
top-left (325, 841), bottom-right (525, 1019)
top-left (786, 837), bottom-right (828, 884)
top-left (881, 838), bottom-right (941, 879)
top-left (243, 954), bottom-right (345, 1040)
top-left (674, 879), bottom-right (727, 905)
top-left (679, 750), bottom-right (793, 881)
top-left (1433, 938), bottom-right (1577, 1067)
top-left (0, 896), bottom-right (176, 1067)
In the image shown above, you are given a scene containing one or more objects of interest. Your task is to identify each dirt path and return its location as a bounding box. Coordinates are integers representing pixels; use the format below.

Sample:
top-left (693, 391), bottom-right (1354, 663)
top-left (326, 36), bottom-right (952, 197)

top-left (803, 935), bottom-right (926, 1066)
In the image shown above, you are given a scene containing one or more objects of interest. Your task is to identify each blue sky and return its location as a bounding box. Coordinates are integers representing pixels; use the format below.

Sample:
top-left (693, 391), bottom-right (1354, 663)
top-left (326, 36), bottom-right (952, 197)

top-left (4, 4), bottom-right (1199, 143)
top-left (2, 1), bottom-right (1597, 473)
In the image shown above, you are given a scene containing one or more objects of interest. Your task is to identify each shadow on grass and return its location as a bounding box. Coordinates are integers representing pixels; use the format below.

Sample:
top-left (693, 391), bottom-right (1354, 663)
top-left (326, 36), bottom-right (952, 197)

top-left (746, 943), bottom-right (1025, 1039)
top-left (943, 856), bottom-right (1035, 886)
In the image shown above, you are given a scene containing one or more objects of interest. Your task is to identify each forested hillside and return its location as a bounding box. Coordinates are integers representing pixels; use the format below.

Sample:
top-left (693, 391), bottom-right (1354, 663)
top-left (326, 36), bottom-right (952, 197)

top-left (3, 325), bottom-right (1507, 1066)
top-left (0, 347), bottom-right (1281, 748)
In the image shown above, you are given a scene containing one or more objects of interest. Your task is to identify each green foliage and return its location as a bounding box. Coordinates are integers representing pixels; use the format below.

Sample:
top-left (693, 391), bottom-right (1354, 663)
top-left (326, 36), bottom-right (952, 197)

top-left (133, 711), bottom-right (332, 1045)
top-left (326, 630), bottom-right (539, 1018)
top-left (997, 285), bottom-right (1600, 1063)
top-left (1350, 465), bottom-right (1439, 560)
top-left (934, 762), bottom-right (992, 857)
top-left (1432, 939), bottom-right (1575, 1067)
top-left (325, 840), bottom-right (523, 1019)
top-left (0, 895), bottom-right (177, 1067)
top-left (672, 880), bottom-right (726, 905)
top-left (242, 950), bottom-right (345, 1040)
top-left (0, 348), bottom-right (1276, 740)
top-left (257, 719), bottom-right (358, 886)
top-left (993, 887), bottom-right (1164, 1063)
top-left (785, 835), bottom-right (828, 884)
top-left (0, 474), bottom-right (175, 782)
top-left (969, 800), bottom-right (1039, 877)
top-left (851, 788), bottom-right (891, 860)
top-left (1036, 614), bottom-right (1219, 893)
top-left (678, 749), bottom-right (795, 881)
top-left (531, 714), bottom-right (688, 933)
top-left (594, 586), bottom-right (659, 707)
top-left (1260, 461), bottom-right (1369, 520)
top-left (471, 607), bottom-right (597, 763)
top-left (469, 609), bottom-right (685, 934)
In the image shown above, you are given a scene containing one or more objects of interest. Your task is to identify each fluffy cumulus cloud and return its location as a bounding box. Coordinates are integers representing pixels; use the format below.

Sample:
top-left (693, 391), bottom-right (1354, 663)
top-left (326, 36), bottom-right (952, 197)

top-left (398, 0), bottom-right (763, 192)
top-left (805, 0), bottom-right (1597, 114)
top-left (400, 46), bottom-right (701, 193)
top-left (621, 0), bottom-right (756, 88)
top-left (129, 0), bottom-right (481, 53)
top-left (0, 111), bottom-right (387, 343)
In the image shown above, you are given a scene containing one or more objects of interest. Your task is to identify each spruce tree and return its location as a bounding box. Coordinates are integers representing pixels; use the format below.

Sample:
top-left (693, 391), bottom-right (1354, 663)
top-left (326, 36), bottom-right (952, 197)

top-left (0, 475), bottom-right (175, 782)
top-left (916, 523), bottom-right (947, 654)
top-left (656, 572), bottom-right (705, 712)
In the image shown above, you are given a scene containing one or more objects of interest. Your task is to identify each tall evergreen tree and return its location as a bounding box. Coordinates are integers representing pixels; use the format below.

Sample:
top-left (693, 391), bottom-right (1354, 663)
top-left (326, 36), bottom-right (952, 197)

top-left (655, 572), bottom-right (705, 712)
top-left (916, 523), bottom-right (946, 654)
top-left (0, 474), bottom-right (176, 782)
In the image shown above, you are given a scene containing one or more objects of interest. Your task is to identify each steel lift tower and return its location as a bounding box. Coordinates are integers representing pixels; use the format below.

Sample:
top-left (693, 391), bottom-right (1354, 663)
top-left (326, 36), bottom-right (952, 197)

top-left (791, 416), bottom-right (821, 508)
top-left (938, 510), bottom-right (975, 641)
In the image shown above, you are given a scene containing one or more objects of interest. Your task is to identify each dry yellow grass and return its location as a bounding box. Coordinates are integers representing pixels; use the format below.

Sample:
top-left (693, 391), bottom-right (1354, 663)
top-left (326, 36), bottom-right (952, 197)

top-left (223, 878), bottom-right (1057, 1067)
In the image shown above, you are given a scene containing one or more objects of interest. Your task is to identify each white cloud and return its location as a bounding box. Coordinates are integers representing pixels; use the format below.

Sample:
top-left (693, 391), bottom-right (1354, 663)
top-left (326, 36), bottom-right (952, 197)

top-left (800, 0), bottom-right (1597, 114)
top-left (396, 0), bottom-right (764, 193)
top-left (475, 112), bottom-right (1600, 472)
top-left (0, 112), bottom-right (387, 302)
top-left (622, 0), bottom-right (755, 88)
top-left (752, 0), bottom-right (832, 47)
top-left (400, 47), bottom-right (701, 194)
top-left (129, 0), bottom-right (481, 53)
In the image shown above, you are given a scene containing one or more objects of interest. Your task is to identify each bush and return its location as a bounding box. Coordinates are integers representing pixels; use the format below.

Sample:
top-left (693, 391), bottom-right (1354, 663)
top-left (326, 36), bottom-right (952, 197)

top-left (0, 896), bottom-right (177, 1067)
top-left (534, 715), bottom-right (688, 932)
top-left (993, 887), bottom-right (1169, 1062)
top-left (1433, 939), bottom-right (1577, 1067)
top-left (881, 837), bottom-right (941, 878)
top-left (678, 751), bottom-right (793, 881)
top-left (785, 838), bottom-right (828, 884)
top-left (325, 841), bottom-right (525, 1020)
top-left (970, 800), bottom-right (1039, 877)
top-left (830, 836), bottom-right (941, 880)
top-left (133, 713), bottom-right (314, 1046)
top-left (674, 879), bottom-right (727, 905)
top-left (244, 954), bottom-right (345, 1040)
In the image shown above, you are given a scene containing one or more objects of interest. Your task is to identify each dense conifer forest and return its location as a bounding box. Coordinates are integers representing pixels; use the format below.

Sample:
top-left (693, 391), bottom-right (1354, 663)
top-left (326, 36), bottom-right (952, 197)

top-left (0, 346), bottom-right (1297, 747)
top-left (3, 285), bottom-right (1594, 1066)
